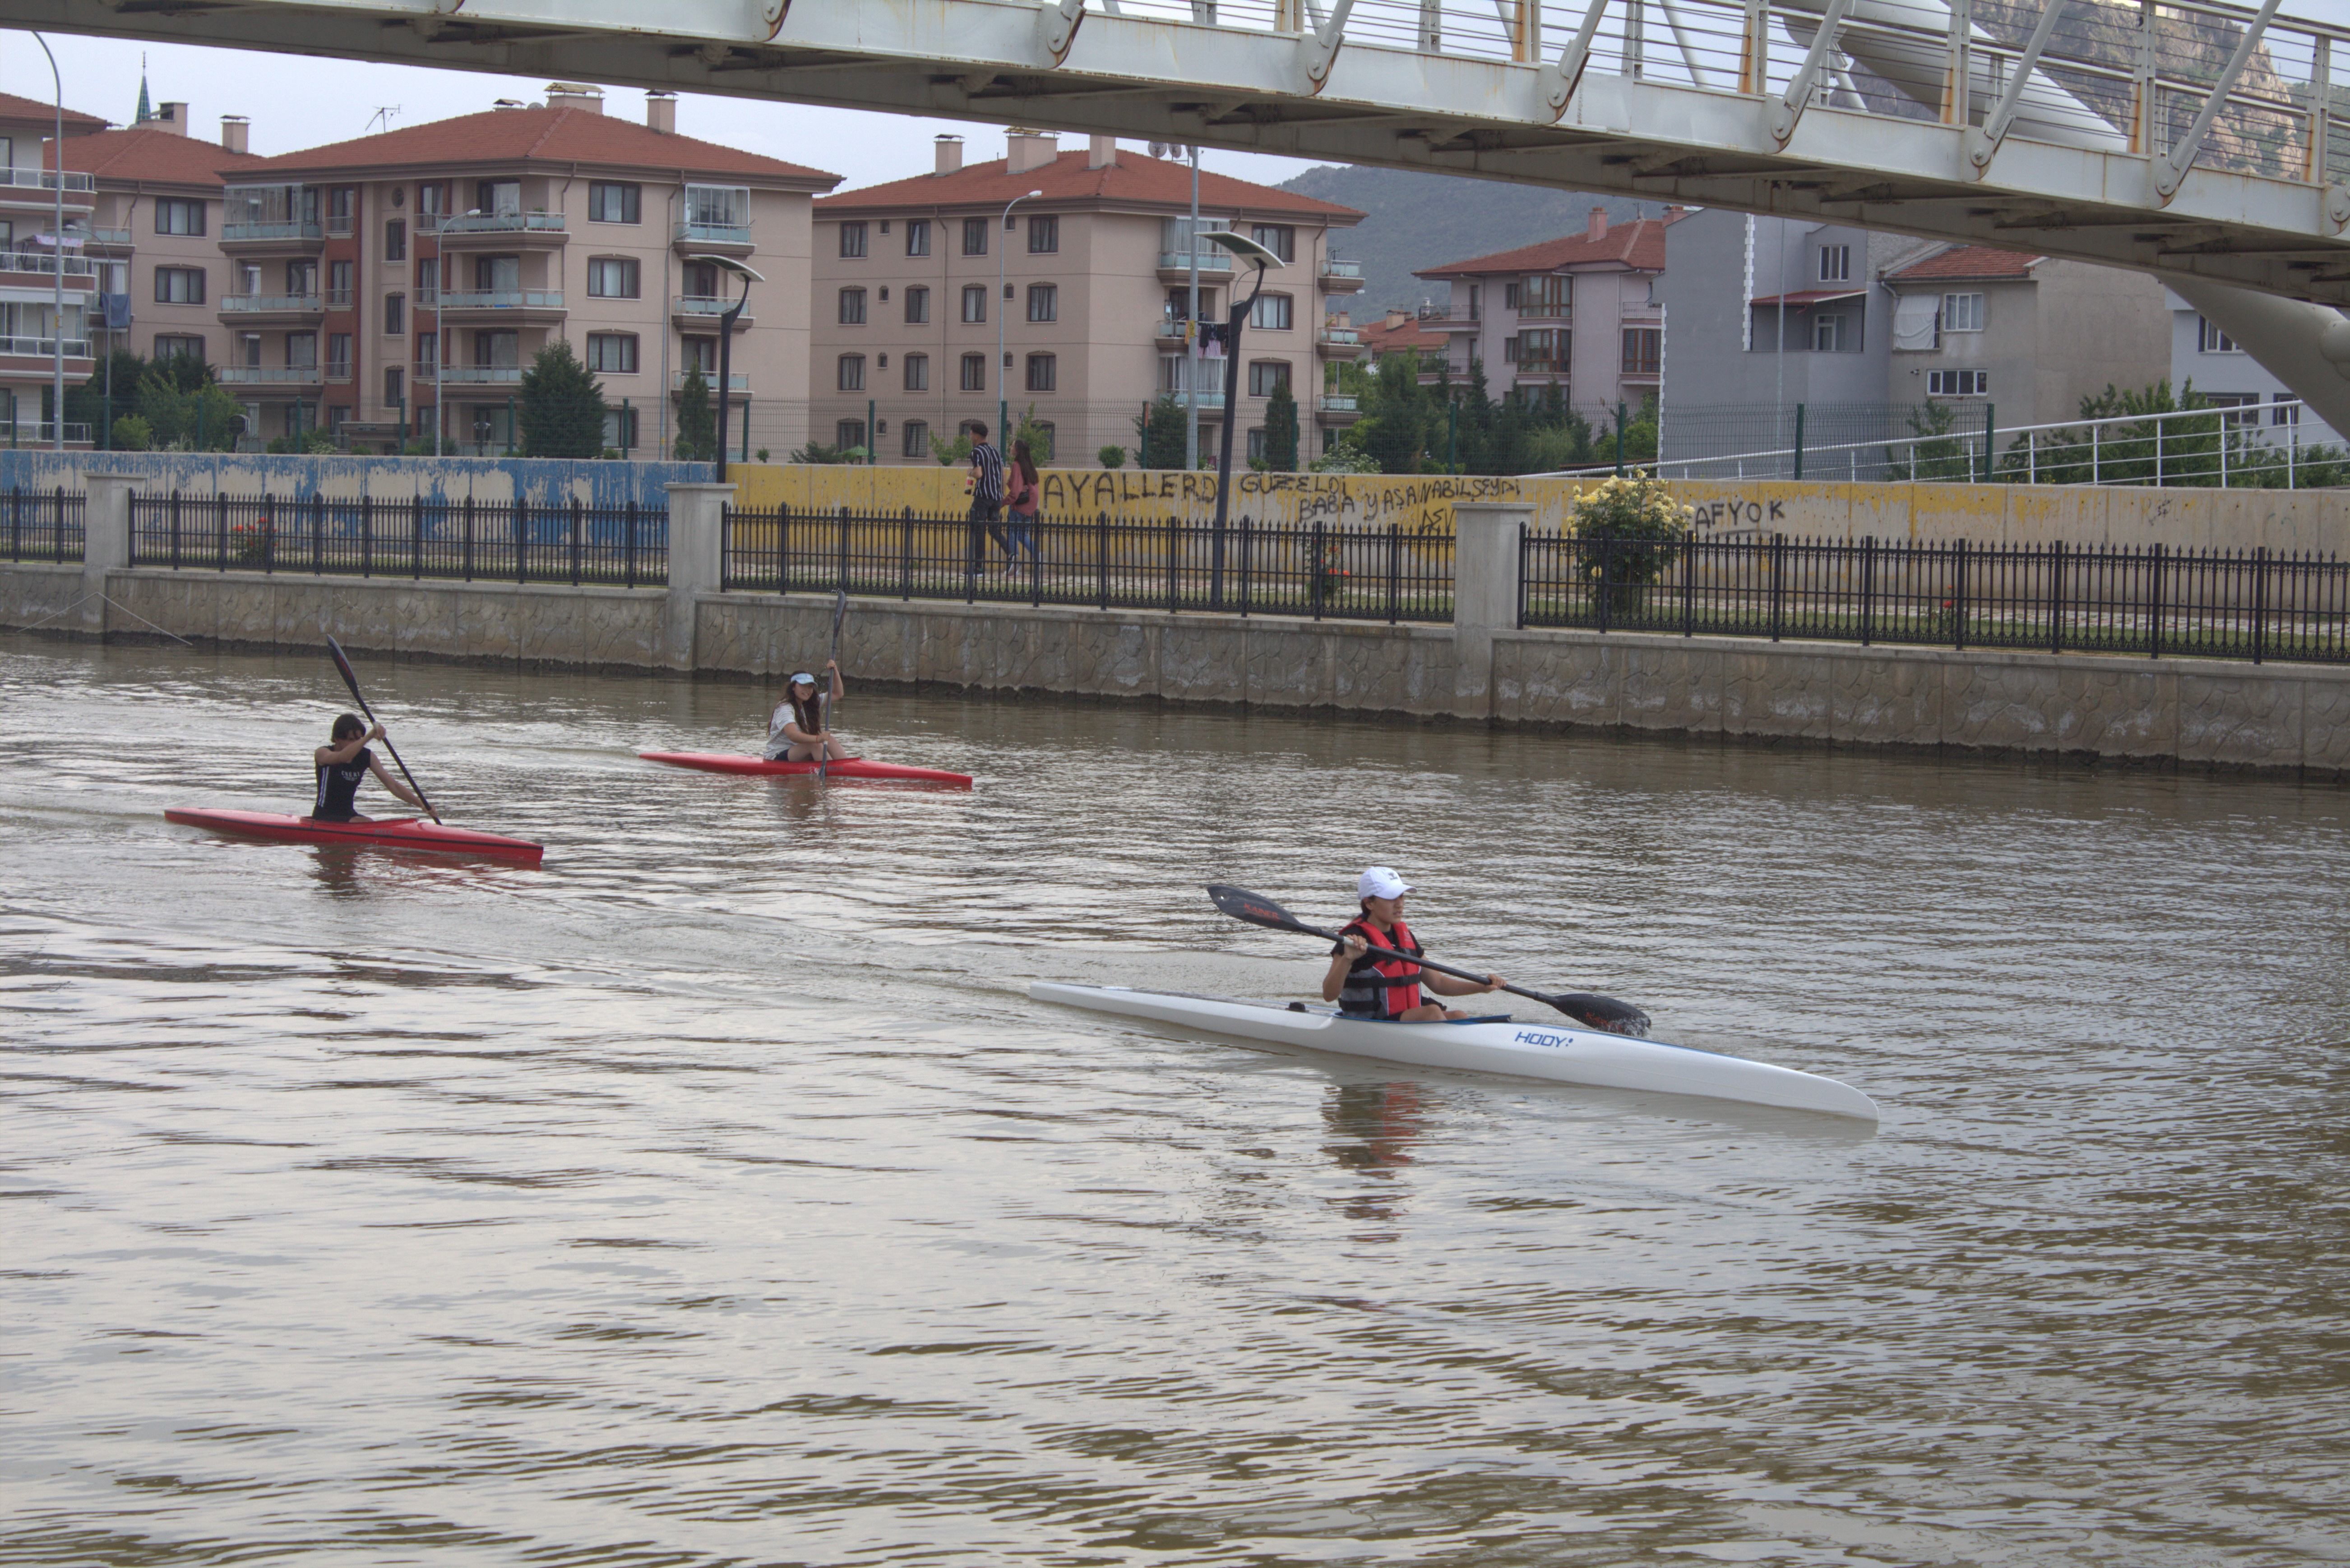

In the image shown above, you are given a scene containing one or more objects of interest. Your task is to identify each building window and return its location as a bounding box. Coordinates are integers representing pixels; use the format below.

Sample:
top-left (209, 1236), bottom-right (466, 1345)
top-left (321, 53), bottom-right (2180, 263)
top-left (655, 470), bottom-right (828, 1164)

top-left (837, 419), bottom-right (867, 450)
top-left (905, 285), bottom-right (930, 324)
top-left (413, 332), bottom-right (436, 372)
top-left (1943, 292), bottom-right (1985, 332)
top-left (284, 332), bottom-right (318, 369)
top-left (2204, 392), bottom-right (2262, 427)
top-left (1927, 369), bottom-right (1989, 396)
top-left (1247, 426), bottom-right (1268, 461)
top-left (327, 332), bottom-right (353, 378)
top-left (1250, 293), bottom-right (1294, 331)
top-left (837, 354), bottom-right (866, 392)
top-left (683, 336), bottom-right (716, 374)
top-left (1621, 327), bottom-right (1661, 375)
top-left (153, 267), bottom-right (206, 304)
top-left (1516, 328), bottom-right (1567, 373)
top-left (961, 353), bottom-right (987, 392)
top-left (1026, 353), bottom-right (1056, 392)
top-left (155, 334), bottom-right (204, 360)
top-left (413, 256), bottom-right (439, 304)
top-left (2198, 316), bottom-right (2239, 353)
top-left (903, 353), bottom-right (929, 392)
top-left (1521, 274), bottom-right (1572, 319)
top-left (1819, 244), bottom-right (1851, 283)
top-left (328, 259), bottom-right (353, 308)
top-left (962, 217), bottom-right (989, 256)
top-left (587, 258), bottom-right (641, 299)
top-left (1248, 360), bottom-right (1289, 397)
top-left (155, 197), bottom-right (205, 236)
top-left (902, 419), bottom-right (930, 458)
top-left (1250, 223), bottom-right (1295, 263)
top-left (839, 220), bottom-right (868, 258)
top-left (1812, 313), bottom-right (1850, 352)
top-left (326, 187), bottom-right (354, 233)
top-left (588, 181), bottom-right (641, 224)
top-left (2273, 394), bottom-right (2301, 426)
top-left (839, 286), bottom-right (868, 325)
top-left (1027, 283), bottom-right (1058, 323)
top-left (1028, 214), bottom-right (1059, 254)
top-left (906, 218), bottom-right (931, 257)
top-left (384, 293), bottom-right (405, 335)
top-left (585, 333), bottom-right (638, 373)
top-left (384, 219), bottom-right (406, 262)
top-left (604, 405), bottom-right (638, 450)
top-left (961, 285), bottom-right (987, 324)
top-left (384, 366), bottom-right (404, 406)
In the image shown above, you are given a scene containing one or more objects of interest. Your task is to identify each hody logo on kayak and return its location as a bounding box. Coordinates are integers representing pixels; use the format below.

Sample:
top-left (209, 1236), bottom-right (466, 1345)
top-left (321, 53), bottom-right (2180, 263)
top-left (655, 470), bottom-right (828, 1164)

top-left (1516, 1030), bottom-right (1573, 1050)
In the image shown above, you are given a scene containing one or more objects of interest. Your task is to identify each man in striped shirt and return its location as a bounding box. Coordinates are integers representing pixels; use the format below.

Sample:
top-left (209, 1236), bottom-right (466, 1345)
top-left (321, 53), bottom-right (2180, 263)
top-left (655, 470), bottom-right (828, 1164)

top-left (965, 423), bottom-right (1012, 574)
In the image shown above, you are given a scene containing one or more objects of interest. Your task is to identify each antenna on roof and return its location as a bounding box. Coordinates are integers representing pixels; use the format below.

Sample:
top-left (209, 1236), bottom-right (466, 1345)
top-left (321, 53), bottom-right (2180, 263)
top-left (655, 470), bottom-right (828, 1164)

top-left (364, 105), bottom-right (402, 135)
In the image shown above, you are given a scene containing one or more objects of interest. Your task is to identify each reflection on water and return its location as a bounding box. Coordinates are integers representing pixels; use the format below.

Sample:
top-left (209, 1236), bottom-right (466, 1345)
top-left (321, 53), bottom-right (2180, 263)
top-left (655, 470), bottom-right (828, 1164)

top-left (2, 633), bottom-right (2345, 1567)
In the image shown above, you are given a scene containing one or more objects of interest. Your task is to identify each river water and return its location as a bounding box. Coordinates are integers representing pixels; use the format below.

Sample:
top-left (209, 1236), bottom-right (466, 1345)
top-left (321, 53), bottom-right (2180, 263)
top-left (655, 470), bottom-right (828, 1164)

top-left (3, 634), bottom-right (2344, 1568)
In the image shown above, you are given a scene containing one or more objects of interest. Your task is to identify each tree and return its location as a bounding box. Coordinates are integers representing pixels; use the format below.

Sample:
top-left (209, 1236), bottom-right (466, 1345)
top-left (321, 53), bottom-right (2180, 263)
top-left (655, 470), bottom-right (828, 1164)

top-left (1263, 380), bottom-right (1300, 471)
top-left (517, 339), bottom-right (607, 458)
top-left (673, 365), bottom-right (717, 462)
top-left (1135, 394), bottom-right (1187, 469)
top-left (1013, 402), bottom-right (1055, 466)
top-left (133, 366), bottom-right (243, 452)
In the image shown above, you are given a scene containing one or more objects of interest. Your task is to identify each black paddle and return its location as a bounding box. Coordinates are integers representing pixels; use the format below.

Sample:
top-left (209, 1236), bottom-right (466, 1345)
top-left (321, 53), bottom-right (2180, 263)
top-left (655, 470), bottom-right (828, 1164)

top-left (326, 635), bottom-right (441, 825)
top-left (1207, 883), bottom-right (1652, 1037)
top-left (819, 588), bottom-right (847, 784)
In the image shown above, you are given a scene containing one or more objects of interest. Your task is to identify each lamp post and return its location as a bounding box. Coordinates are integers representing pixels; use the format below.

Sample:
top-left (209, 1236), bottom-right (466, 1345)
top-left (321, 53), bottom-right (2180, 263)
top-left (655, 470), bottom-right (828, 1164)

top-left (688, 254), bottom-right (763, 480)
top-left (1200, 230), bottom-right (1286, 609)
top-left (996, 188), bottom-right (1042, 450)
top-left (32, 33), bottom-right (64, 450)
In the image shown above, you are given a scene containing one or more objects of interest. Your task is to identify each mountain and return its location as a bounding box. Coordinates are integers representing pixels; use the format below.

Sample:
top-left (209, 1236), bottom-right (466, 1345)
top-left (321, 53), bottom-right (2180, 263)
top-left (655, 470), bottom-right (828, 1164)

top-left (1278, 165), bottom-right (1657, 319)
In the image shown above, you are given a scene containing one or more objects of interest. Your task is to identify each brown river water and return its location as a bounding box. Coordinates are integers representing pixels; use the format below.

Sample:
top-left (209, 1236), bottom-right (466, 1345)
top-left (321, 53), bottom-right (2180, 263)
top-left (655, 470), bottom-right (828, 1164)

top-left (3, 634), bottom-right (2345, 1567)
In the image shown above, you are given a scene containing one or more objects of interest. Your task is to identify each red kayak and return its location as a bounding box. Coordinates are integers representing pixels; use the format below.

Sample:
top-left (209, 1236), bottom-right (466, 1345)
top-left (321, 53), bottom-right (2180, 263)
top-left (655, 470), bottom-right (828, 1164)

top-left (639, 751), bottom-right (972, 788)
top-left (165, 808), bottom-right (545, 863)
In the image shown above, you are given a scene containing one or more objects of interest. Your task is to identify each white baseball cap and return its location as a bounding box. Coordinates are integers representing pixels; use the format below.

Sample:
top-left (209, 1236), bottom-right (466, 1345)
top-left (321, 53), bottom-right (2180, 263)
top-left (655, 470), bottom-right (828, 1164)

top-left (1358, 866), bottom-right (1413, 900)
top-left (789, 672), bottom-right (816, 686)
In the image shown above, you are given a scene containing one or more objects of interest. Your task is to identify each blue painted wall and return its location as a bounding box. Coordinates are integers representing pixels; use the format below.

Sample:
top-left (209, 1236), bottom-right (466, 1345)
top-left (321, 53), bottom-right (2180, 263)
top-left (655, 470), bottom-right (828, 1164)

top-left (0, 450), bottom-right (713, 509)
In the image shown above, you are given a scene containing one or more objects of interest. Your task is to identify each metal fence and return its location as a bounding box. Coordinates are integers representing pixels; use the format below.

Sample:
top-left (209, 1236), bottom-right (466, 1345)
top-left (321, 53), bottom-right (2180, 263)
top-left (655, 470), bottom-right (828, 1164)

top-left (722, 506), bottom-right (1455, 622)
top-left (1, 485), bottom-right (85, 563)
top-left (126, 492), bottom-right (669, 586)
top-left (1522, 531), bottom-right (2350, 665)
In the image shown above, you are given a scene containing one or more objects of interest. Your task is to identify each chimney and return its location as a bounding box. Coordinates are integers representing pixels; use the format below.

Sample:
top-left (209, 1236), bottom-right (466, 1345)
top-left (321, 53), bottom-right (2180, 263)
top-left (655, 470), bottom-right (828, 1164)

top-left (645, 91), bottom-right (675, 134)
top-left (1663, 204), bottom-right (1685, 220)
top-left (545, 82), bottom-right (603, 113)
top-left (1587, 206), bottom-right (1608, 241)
top-left (219, 115), bottom-right (249, 155)
top-left (1386, 307), bottom-right (1410, 329)
top-left (934, 134), bottom-right (963, 176)
top-left (1087, 134), bottom-right (1118, 170)
top-left (1007, 128), bottom-right (1057, 175)
top-left (155, 102), bottom-right (188, 136)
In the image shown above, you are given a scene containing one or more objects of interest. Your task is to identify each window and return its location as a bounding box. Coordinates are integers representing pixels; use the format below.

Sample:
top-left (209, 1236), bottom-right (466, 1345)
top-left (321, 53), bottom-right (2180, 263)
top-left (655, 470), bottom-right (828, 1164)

top-left (906, 219), bottom-right (931, 257)
top-left (1927, 369), bottom-right (1989, 396)
top-left (604, 405), bottom-right (638, 451)
top-left (684, 336), bottom-right (717, 374)
top-left (153, 267), bottom-right (205, 304)
top-left (836, 419), bottom-right (868, 451)
top-left (476, 180), bottom-right (521, 217)
top-left (413, 332), bottom-right (436, 372)
top-left (2273, 394), bottom-right (2301, 427)
top-left (415, 257), bottom-right (439, 304)
top-left (473, 254), bottom-right (520, 294)
top-left (1819, 244), bottom-right (1851, 282)
top-left (474, 330), bottom-right (519, 369)
top-left (905, 285), bottom-right (930, 324)
top-left (2198, 316), bottom-right (2239, 353)
top-left (1621, 327), bottom-right (1661, 376)
top-left (384, 294), bottom-right (405, 335)
top-left (1250, 223), bottom-right (1295, 263)
top-left (2206, 392), bottom-right (2262, 427)
top-left (1812, 313), bottom-right (1850, 352)
top-left (587, 258), bottom-right (641, 299)
top-left (1027, 283), bottom-right (1058, 323)
top-left (1247, 426), bottom-right (1268, 462)
top-left (1521, 274), bottom-right (1571, 318)
top-left (1028, 214), bottom-right (1059, 254)
top-left (326, 187), bottom-right (354, 233)
top-left (839, 220), bottom-right (868, 258)
top-left (1250, 293), bottom-right (1295, 331)
top-left (902, 419), bottom-right (930, 458)
top-left (327, 333), bottom-right (352, 378)
top-left (1943, 292), bottom-right (1985, 332)
top-left (286, 332), bottom-right (318, 369)
top-left (1248, 360), bottom-right (1289, 397)
top-left (836, 354), bottom-right (866, 392)
top-left (155, 197), bottom-right (205, 236)
top-left (839, 287), bottom-right (868, 325)
top-left (962, 217), bottom-right (989, 256)
top-left (903, 353), bottom-right (929, 392)
top-left (961, 353), bottom-right (987, 392)
top-left (1516, 328), bottom-right (1568, 372)
top-left (384, 366), bottom-right (404, 406)
top-left (961, 285), bottom-right (987, 324)
top-left (155, 334), bottom-right (204, 360)
top-left (328, 259), bottom-right (353, 308)
top-left (238, 333), bottom-right (261, 369)
top-left (588, 181), bottom-right (641, 224)
top-left (1467, 284), bottom-right (1481, 321)
top-left (585, 333), bottom-right (638, 373)
top-left (384, 219), bottom-right (405, 262)
top-left (416, 183), bottom-right (449, 228)
top-left (1026, 353), bottom-right (1056, 392)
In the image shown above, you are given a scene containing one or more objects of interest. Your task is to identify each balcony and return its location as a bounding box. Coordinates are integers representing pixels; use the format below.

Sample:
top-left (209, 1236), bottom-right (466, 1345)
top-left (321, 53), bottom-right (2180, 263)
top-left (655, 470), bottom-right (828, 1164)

top-left (324, 360), bottom-right (354, 384)
top-left (672, 369), bottom-right (749, 392)
top-left (1318, 393), bottom-right (1360, 418)
top-left (222, 220), bottom-right (325, 250)
top-left (0, 335), bottom-right (93, 361)
top-left (671, 295), bottom-right (755, 329)
top-left (436, 289), bottom-right (566, 320)
top-left (84, 226), bottom-right (133, 249)
top-left (1157, 249), bottom-right (1235, 283)
top-left (440, 365), bottom-right (525, 385)
top-left (673, 219), bottom-right (752, 254)
top-left (1156, 388), bottom-right (1225, 410)
top-left (324, 214), bottom-right (355, 238)
top-left (0, 167), bottom-right (94, 205)
top-left (1319, 258), bottom-right (1365, 291)
top-left (0, 253), bottom-right (96, 288)
top-left (325, 287), bottom-right (353, 310)
top-left (4, 421), bottom-right (92, 445)
top-left (438, 212), bottom-right (567, 246)
top-left (219, 292), bottom-right (324, 321)
top-left (1315, 326), bottom-right (1365, 357)
top-left (217, 364), bottom-right (323, 386)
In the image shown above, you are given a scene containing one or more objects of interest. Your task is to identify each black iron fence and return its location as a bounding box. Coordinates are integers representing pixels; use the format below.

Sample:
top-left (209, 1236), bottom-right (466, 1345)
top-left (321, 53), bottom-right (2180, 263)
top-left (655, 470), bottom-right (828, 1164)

top-left (722, 506), bottom-right (1455, 622)
top-left (2, 485), bottom-right (85, 564)
top-left (1522, 531), bottom-right (2350, 665)
top-left (125, 492), bottom-right (669, 586)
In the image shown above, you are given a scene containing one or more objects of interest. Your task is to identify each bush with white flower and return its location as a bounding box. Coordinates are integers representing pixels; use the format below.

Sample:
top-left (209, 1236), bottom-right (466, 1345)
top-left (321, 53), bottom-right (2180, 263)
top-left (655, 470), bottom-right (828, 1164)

top-left (1566, 470), bottom-right (1694, 610)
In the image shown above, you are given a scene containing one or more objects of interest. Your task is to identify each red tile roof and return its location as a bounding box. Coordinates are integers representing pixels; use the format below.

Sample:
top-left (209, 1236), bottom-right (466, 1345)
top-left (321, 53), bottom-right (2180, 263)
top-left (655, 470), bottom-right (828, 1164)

top-left (817, 147), bottom-right (1362, 221)
top-left (230, 104), bottom-right (837, 188)
top-left (1364, 316), bottom-right (1447, 355)
top-left (0, 92), bottom-right (108, 133)
top-left (1887, 244), bottom-right (2041, 282)
top-left (59, 127), bottom-right (264, 187)
top-left (1418, 213), bottom-right (1680, 278)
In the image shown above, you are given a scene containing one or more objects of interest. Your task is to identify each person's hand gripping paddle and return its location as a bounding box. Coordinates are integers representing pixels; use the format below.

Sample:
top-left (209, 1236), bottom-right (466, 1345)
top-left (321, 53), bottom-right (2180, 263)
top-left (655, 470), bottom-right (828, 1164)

top-left (1207, 883), bottom-right (1652, 1037)
top-left (819, 588), bottom-right (847, 785)
top-left (326, 635), bottom-right (442, 825)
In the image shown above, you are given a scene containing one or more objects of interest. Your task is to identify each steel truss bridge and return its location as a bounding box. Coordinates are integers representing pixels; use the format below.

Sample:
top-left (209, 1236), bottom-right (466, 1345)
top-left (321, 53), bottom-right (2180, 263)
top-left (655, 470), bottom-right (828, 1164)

top-left (9, 0), bottom-right (2350, 428)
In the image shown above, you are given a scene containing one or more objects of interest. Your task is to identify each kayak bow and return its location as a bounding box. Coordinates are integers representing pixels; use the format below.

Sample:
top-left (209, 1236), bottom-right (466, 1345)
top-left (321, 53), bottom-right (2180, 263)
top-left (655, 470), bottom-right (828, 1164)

top-left (639, 751), bottom-right (972, 788)
top-left (165, 808), bottom-right (544, 863)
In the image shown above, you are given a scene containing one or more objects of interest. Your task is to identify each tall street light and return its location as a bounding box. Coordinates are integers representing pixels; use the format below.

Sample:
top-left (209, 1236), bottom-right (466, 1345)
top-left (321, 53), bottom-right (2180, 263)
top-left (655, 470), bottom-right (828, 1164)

top-left (32, 33), bottom-right (65, 451)
top-left (688, 254), bottom-right (762, 481)
top-left (1200, 229), bottom-right (1286, 609)
top-left (996, 188), bottom-right (1042, 449)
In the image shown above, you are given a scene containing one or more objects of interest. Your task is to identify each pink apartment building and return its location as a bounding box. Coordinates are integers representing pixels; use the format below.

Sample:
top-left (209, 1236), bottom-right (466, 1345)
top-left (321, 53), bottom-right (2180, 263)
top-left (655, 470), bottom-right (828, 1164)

top-left (214, 86), bottom-right (837, 453)
top-left (809, 132), bottom-right (1365, 465)
top-left (4, 91), bottom-right (108, 445)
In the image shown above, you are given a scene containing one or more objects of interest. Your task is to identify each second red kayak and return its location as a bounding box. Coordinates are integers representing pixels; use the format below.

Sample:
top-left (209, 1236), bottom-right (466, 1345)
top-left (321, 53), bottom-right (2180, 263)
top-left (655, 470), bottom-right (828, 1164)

top-left (639, 750), bottom-right (972, 788)
top-left (165, 808), bottom-right (545, 862)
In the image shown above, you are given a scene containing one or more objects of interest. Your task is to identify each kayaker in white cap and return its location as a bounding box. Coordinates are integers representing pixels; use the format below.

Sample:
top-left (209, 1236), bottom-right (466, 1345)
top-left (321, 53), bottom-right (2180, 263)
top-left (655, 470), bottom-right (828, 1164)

top-left (763, 659), bottom-right (847, 763)
top-left (1322, 867), bottom-right (1503, 1022)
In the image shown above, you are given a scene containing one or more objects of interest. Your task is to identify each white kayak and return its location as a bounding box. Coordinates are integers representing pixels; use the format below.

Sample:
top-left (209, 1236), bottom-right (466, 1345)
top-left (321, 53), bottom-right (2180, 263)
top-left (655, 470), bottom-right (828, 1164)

top-left (1029, 982), bottom-right (1880, 1121)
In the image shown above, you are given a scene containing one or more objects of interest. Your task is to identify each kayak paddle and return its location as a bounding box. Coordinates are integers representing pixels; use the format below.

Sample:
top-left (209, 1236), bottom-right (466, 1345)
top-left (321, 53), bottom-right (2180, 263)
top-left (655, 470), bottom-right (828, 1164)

top-left (1206, 882), bottom-right (1652, 1037)
top-left (819, 587), bottom-right (847, 785)
top-left (326, 635), bottom-right (442, 825)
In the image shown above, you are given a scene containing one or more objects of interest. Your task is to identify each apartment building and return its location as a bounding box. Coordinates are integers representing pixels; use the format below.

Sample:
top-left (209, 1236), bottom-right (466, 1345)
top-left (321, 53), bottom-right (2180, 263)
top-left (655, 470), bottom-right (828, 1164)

top-left (808, 131), bottom-right (1365, 465)
top-left (1411, 208), bottom-right (1679, 415)
top-left (217, 86), bottom-right (837, 452)
top-left (3, 91), bottom-right (107, 445)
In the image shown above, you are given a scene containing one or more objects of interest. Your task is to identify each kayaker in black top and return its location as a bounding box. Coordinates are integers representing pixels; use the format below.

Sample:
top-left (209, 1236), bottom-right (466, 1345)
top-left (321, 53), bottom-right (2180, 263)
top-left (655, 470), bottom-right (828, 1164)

top-left (1323, 866), bottom-right (1503, 1022)
top-left (763, 660), bottom-right (847, 763)
top-left (313, 713), bottom-right (421, 821)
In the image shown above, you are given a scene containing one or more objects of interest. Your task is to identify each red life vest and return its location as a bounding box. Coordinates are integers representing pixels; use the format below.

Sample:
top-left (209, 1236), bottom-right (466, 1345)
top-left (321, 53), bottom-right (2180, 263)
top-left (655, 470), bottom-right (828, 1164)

top-left (1339, 915), bottom-right (1423, 1018)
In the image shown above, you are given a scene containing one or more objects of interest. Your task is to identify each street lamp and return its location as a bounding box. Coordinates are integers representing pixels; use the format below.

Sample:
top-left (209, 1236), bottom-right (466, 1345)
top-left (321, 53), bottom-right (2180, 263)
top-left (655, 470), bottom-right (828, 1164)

top-left (32, 33), bottom-right (64, 451)
top-left (997, 188), bottom-right (1042, 448)
top-left (1201, 229), bottom-right (1286, 608)
top-left (686, 253), bottom-right (762, 480)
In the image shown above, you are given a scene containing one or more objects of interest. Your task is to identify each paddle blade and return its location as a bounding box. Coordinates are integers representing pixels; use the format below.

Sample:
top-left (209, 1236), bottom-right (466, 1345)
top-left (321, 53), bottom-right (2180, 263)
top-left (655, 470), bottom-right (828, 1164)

top-left (326, 635), bottom-right (366, 708)
top-left (1551, 992), bottom-right (1652, 1038)
top-left (1207, 884), bottom-right (1316, 936)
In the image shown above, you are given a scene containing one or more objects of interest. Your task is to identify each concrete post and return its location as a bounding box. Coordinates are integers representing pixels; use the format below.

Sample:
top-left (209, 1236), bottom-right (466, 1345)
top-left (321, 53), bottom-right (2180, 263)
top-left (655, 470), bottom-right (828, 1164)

top-left (81, 472), bottom-right (138, 635)
top-left (1453, 499), bottom-right (1534, 719)
top-left (663, 480), bottom-right (736, 670)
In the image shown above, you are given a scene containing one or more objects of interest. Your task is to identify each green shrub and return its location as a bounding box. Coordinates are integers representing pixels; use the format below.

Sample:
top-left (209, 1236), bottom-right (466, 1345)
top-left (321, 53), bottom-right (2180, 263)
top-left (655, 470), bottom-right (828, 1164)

top-left (1097, 444), bottom-right (1126, 470)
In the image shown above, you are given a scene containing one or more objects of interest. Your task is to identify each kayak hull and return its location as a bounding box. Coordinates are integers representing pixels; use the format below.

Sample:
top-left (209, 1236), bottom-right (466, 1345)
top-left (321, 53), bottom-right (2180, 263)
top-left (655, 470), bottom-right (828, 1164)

top-left (1029, 982), bottom-right (1878, 1121)
top-left (640, 750), bottom-right (971, 787)
top-left (165, 808), bottom-right (545, 863)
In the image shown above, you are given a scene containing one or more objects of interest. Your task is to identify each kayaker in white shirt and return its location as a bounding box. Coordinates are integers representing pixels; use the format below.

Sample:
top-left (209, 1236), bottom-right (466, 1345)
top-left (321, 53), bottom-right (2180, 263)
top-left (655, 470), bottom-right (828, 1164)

top-left (764, 661), bottom-right (847, 762)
